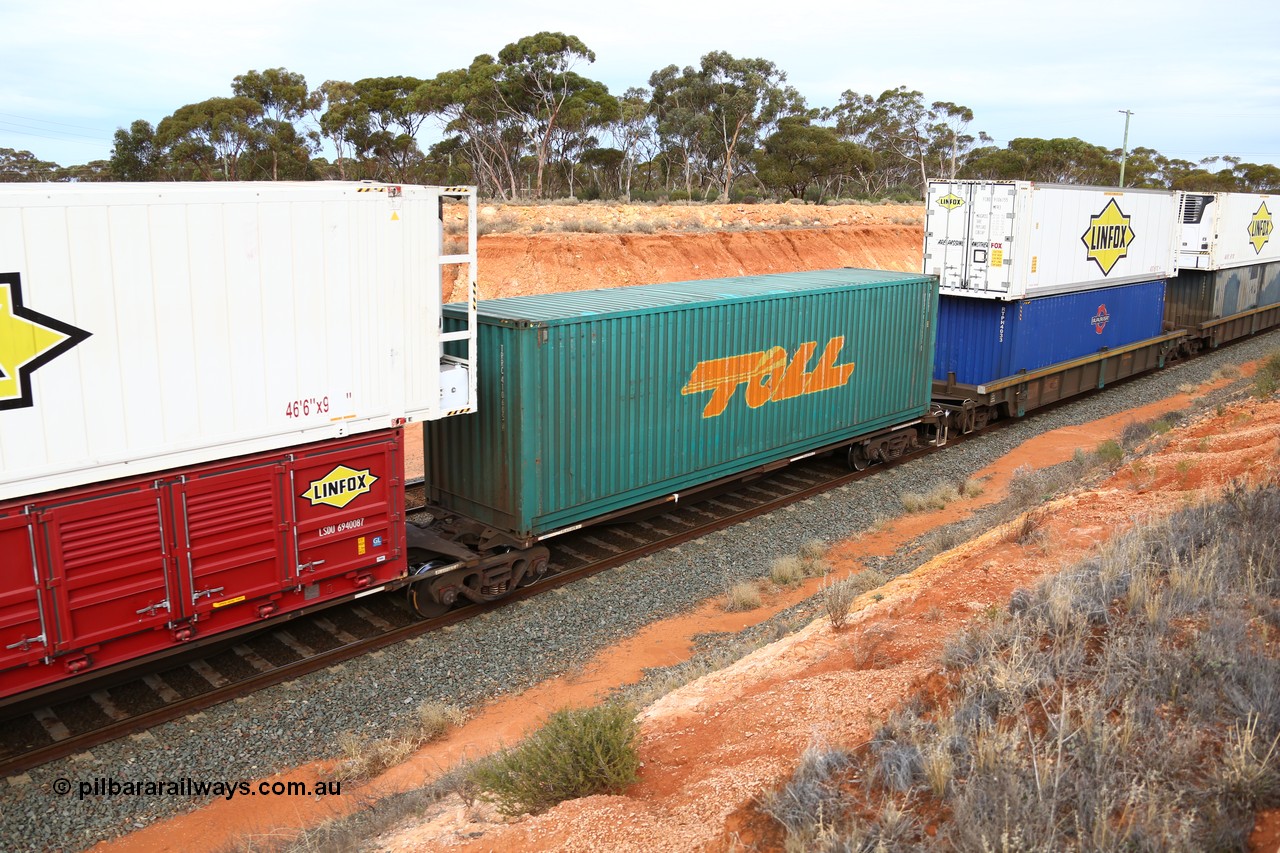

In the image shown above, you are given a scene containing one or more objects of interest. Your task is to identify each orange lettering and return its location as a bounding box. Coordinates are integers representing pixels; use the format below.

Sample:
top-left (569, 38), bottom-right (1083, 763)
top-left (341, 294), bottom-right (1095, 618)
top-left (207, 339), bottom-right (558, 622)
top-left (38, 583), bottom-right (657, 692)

top-left (683, 337), bottom-right (857, 419)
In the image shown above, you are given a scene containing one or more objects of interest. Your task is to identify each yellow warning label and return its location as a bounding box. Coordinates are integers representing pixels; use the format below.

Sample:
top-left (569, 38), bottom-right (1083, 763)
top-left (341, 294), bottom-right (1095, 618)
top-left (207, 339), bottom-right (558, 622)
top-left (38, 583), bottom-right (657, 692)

top-left (391, 211), bottom-right (400, 221)
top-left (991, 249), bottom-right (1004, 268)
top-left (211, 595), bottom-right (247, 609)
top-left (358, 536), bottom-right (367, 555)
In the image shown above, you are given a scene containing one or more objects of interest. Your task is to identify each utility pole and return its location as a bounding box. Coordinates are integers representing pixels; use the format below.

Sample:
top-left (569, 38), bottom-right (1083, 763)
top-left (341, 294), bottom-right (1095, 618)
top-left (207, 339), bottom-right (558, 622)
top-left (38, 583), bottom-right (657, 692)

top-left (1118, 109), bottom-right (1134, 187)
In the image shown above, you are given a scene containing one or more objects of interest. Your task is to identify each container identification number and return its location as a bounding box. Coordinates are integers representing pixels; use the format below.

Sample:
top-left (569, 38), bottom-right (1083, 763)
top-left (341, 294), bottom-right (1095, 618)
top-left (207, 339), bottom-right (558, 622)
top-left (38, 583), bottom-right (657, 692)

top-left (284, 397), bottom-right (330, 418)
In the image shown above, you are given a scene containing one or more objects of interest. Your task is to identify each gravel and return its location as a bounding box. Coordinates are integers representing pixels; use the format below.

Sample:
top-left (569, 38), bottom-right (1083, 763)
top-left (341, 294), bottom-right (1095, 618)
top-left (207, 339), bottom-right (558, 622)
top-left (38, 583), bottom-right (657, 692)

top-left (3, 329), bottom-right (1277, 852)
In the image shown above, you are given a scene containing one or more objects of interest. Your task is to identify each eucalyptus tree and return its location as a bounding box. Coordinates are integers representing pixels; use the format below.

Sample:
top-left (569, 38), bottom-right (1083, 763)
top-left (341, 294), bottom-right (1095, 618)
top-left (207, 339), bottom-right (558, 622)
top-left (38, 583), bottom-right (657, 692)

top-left (607, 87), bottom-right (657, 200)
top-left (317, 80), bottom-right (371, 180)
top-left (698, 51), bottom-right (800, 199)
top-left (156, 96), bottom-right (264, 180)
top-left (232, 68), bottom-right (321, 180)
top-left (494, 31), bottom-right (610, 197)
top-left (648, 64), bottom-right (712, 197)
top-left (828, 87), bottom-right (981, 194)
top-left (0, 148), bottom-right (60, 181)
top-left (753, 116), bottom-right (871, 199)
top-left (351, 76), bottom-right (433, 180)
top-left (109, 119), bottom-right (163, 180)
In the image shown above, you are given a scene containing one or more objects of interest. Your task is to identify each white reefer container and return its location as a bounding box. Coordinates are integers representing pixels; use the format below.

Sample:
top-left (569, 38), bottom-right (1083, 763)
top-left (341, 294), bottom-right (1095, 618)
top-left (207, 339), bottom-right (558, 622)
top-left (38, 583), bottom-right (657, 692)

top-left (1179, 191), bottom-right (1279, 270)
top-left (0, 182), bottom-right (477, 501)
top-left (924, 180), bottom-right (1180, 300)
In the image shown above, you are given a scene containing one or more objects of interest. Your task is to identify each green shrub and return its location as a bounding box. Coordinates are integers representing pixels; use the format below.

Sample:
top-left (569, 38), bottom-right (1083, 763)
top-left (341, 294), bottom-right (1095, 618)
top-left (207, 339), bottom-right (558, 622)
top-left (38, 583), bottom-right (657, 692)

top-left (1254, 350), bottom-right (1280, 398)
top-left (470, 704), bottom-right (640, 816)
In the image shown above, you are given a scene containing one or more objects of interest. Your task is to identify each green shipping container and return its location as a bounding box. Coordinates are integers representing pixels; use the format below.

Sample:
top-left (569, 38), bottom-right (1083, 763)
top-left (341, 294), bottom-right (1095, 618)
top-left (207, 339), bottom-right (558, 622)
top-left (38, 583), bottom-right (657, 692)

top-left (426, 269), bottom-right (938, 540)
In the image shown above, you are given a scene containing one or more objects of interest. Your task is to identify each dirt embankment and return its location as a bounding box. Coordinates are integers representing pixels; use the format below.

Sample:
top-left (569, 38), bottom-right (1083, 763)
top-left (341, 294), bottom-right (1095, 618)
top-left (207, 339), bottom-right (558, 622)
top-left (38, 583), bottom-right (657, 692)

top-left (452, 202), bottom-right (925, 301)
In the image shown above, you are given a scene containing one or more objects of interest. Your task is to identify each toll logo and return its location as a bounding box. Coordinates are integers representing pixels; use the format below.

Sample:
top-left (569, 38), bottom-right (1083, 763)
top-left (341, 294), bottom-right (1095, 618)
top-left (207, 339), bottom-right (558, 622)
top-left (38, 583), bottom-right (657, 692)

top-left (1091, 304), bottom-right (1111, 335)
top-left (302, 465), bottom-right (378, 509)
top-left (1080, 199), bottom-right (1136, 276)
top-left (0, 272), bottom-right (91, 411)
top-left (936, 193), bottom-right (965, 211)
top-left (682, 337), bottom-right (856, 419)
top-left (1248, 202), bottom-right (1273, 254)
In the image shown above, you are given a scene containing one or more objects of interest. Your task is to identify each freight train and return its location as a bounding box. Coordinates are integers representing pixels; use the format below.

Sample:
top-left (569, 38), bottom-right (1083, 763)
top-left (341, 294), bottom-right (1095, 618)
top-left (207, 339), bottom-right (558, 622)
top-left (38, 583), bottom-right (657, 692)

top-left (2, 180), bottom-right (1277, 705)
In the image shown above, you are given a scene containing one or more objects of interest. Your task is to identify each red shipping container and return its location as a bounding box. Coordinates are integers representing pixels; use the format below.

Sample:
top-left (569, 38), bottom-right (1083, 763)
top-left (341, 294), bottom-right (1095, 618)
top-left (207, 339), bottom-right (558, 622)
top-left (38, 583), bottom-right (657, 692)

top-left (0, 429), bottom-right (407, 703)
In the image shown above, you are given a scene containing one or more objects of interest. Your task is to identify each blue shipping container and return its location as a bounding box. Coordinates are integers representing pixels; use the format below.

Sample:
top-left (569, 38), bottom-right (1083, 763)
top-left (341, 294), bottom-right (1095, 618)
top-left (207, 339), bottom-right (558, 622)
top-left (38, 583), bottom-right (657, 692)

top-left (934, 281), bottom-right (1167, 386)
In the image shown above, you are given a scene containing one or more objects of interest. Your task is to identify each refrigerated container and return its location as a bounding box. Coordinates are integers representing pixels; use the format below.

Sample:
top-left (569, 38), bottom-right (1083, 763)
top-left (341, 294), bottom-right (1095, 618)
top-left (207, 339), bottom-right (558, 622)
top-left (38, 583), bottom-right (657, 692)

top-left (1179, 192), bottom-right (1279, 270)
top-left (0, 182), bottom-right (477, 501)
top-left (924, 180), bottom-right (1179, 300)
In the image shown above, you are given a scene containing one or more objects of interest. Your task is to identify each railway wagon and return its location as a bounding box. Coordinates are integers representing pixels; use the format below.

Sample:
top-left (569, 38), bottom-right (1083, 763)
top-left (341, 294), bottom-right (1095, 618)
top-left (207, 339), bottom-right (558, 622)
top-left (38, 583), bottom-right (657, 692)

top-left (0, 182), bottom-right (478, 702)
top-left (924, 180), bottom-right (1180, 300)
top-left (426, 269), bottom-right (939, 544)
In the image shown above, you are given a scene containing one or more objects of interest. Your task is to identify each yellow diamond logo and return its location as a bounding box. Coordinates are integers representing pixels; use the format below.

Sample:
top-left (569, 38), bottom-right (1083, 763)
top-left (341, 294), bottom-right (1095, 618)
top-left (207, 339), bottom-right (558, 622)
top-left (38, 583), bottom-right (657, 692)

top-left (1248, 202), bottom-right (1273, 254)
top-left (936, 193), bottom-right (965, 211)
top-left (1080, 199), bottom-right (1136, 276)
top-left (0, 273), bottom-right (91, 411)
top-left (302, 465), bottom-right (378, 509)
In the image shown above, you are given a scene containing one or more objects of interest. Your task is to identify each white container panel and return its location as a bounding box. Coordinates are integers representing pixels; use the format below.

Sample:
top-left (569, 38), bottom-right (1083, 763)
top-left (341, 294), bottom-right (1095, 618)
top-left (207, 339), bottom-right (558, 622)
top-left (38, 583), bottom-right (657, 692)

top-left (1179, 192), bottom-right (1279, 271)
top-left (0, 182), bottom-right (477, 501)
top-left (925, 180), bottom-right (1180, 300)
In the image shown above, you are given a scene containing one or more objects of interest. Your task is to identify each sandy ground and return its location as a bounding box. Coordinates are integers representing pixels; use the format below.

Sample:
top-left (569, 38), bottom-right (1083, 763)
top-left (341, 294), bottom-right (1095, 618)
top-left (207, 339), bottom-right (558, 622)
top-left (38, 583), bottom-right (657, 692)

top-left (93, 204), bottom-right (1280, 852)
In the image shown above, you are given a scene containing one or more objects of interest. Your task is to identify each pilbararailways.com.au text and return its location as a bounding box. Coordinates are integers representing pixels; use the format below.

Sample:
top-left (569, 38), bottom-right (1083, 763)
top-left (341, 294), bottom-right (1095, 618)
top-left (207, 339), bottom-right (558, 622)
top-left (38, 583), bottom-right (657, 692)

top-left (52, 776), bottom-right (341, 801)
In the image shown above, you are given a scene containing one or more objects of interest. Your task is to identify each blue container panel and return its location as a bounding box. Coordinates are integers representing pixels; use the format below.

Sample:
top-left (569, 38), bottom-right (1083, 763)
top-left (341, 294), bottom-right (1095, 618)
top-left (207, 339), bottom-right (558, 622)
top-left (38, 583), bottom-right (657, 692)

top-left (935, 281), bottom-right (1166, 386)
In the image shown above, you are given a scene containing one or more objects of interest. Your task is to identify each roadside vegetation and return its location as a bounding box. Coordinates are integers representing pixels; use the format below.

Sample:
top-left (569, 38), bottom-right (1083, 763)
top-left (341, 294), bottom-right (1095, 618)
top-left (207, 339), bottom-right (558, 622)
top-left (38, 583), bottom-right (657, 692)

top-left (761, 478), bottom-right (1280, 851)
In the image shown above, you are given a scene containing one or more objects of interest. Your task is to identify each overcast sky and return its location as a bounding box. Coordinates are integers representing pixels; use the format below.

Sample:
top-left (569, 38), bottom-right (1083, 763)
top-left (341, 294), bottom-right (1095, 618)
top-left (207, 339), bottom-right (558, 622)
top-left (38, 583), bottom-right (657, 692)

top-left (5, 0), bottom-right (1280, 173)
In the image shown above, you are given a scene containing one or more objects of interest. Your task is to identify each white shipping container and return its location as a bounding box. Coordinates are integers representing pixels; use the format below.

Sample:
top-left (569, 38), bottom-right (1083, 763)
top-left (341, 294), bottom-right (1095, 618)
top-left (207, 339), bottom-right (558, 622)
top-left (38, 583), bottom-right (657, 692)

top-left (924, 180), bottom-right (1180, 300)
top-left (0, 182), bottom-right (477, 501)
top-left (1179, 191), bottom-right (1279, 270)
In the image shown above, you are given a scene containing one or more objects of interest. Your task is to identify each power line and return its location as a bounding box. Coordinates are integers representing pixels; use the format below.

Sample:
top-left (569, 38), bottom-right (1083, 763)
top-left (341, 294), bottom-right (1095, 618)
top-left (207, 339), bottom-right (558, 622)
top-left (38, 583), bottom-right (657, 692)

top-left (0, 119), bottom-right (109, 142)
top-left (0, 126), bottom-right (110, 147)
top-left (0, 111), bottom-right (113, 133)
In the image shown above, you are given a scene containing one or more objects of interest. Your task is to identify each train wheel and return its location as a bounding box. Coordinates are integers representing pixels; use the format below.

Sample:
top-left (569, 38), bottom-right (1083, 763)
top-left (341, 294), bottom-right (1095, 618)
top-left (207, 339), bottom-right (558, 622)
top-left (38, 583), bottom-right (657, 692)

top-left (848, 444), bottom-right (871, 471)
top-left (406, 554), bottom-right (452, 619)
top-left (517, 554), bottom-right (550, 588)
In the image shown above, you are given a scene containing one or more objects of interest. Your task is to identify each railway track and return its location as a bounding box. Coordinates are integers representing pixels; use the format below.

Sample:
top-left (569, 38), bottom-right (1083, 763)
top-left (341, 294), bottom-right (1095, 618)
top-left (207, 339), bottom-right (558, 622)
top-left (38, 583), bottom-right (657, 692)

top-left (0, 437), bottom-right (949, 779)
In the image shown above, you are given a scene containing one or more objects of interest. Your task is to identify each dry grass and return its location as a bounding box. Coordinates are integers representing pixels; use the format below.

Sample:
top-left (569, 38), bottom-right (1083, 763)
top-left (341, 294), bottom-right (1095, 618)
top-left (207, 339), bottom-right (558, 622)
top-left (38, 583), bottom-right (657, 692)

top-left (335, 701), bottom-right (466, 780)
top-left (724, 581), bottom-right (763, 612)
top-left (770, 555), bottom-right (807, 586)
top-left (761, 479), bottom-right (1280, 851)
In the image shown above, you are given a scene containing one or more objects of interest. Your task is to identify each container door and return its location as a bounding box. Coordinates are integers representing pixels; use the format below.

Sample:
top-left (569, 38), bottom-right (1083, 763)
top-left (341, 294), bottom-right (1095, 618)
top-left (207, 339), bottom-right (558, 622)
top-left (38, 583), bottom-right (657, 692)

top-left (173, 462), bottom-right (291, 619)
top-left (40, 487), bottom-right (176, 651)
top-left (0, 514), bottom-right (51, 670)
top-left (927, 182), bottom-right (1017, 297)
top-left (289, 435), bottom-right (402, 584)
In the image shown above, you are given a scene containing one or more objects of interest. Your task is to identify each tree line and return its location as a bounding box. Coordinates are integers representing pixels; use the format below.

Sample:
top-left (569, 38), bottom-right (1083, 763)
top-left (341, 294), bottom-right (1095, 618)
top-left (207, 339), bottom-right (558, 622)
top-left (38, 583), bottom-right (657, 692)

top-left (4, 31), bottom-right (1278, 199)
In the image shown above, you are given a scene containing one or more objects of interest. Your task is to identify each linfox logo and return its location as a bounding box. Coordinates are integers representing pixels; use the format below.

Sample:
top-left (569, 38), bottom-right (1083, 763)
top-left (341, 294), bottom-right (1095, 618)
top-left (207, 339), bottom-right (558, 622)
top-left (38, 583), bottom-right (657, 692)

top-left (1248, 202), bottom-right (1273, 254)
top-left (681, 337), bottom-right (856, 419)
top-left (0, 272), bottom-right (91, 411)
top-left (1080, 198), bottom-right (1136, 276)
top-left (302, 465), bottom-right (378, 509)
top-left (936, 193), bottom-right (965, 211)
top-left (1091, 304), bottom-right (1111, 335)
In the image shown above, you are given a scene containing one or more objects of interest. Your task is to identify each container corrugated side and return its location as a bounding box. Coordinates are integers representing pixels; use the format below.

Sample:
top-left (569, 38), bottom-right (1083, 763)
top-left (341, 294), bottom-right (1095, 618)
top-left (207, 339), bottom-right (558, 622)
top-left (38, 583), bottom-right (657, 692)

top-left (934, 281), bottom-right (1166, 386)
top-left (1165, 264), bottom-right (1267, 328)
top-left (427, 270), bottom-right (937, 539)
top-left (925, 180), bottom-right (1179, 300)
top-left (0, 182), bottom-right (474, 502)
